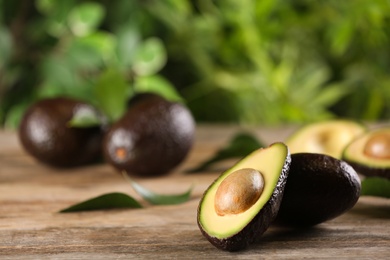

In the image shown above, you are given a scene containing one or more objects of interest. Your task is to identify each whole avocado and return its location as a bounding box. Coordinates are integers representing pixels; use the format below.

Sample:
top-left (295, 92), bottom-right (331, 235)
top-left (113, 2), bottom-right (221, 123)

top-left (18, 97), bottom-right (103, 168)
top-left (103, 93), bottom-right (195, 177)
top-left (276, 153), bottom-right (361, 227)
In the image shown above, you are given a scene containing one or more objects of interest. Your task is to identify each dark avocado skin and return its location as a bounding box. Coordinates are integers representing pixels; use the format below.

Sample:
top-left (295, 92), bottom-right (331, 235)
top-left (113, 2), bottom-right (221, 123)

top-left (103, 94), bottom-right (195, 177)
top-left (344, 160), bottom-right (390, 179)
top-left (18, 97), bottom-right (103, 168)
top-left (197, 150), bottom-right (291, 251)
top-left (276, 153), bottom-right (361, 227)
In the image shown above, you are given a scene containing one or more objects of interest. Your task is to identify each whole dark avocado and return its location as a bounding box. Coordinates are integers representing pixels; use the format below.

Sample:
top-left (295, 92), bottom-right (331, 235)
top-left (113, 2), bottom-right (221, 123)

top-left (276, 153), bottom-right (361, 227)
top-left (103, 93), bottom-right (195, 177)
top-left (197, 143), bottom-right (291, 251)
top-left (342, 127), bottom-right (390, 179)
top-left (18, 97), bottom-right (103, 168)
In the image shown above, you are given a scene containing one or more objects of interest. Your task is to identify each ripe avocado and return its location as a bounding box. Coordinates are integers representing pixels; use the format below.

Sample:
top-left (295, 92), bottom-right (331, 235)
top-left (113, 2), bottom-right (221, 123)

top-left (286, 120), bottom-right (366, 159)
top-left (18, 97), bottom-right (103, 168)
top-left (342, 127), bottom-right (390, 179)
top-left (197, 143), bottom-right (291, 251)
top-left (276, 153), bottom-right (361, 227)
top-left (103, 93), bottom-right (195, 177)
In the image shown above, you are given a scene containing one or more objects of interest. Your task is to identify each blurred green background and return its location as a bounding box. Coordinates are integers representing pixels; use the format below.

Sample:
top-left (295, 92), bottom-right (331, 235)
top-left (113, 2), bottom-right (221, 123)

top-left (1, 0), bottom-right (390, 128)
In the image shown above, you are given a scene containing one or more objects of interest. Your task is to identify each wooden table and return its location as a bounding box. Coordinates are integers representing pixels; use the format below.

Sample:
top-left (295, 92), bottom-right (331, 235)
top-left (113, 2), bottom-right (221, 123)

top-left (1, 125), bottom-right (389, 259)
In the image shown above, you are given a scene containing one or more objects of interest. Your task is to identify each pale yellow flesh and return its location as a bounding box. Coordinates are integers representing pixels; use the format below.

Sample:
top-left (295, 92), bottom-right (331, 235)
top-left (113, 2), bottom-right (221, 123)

top-left (286, 120), bottom-right (366, 158)
top-left (344, 128), bottom-right (390, 167)
top-left (199, 143), bottom-right (288, 239)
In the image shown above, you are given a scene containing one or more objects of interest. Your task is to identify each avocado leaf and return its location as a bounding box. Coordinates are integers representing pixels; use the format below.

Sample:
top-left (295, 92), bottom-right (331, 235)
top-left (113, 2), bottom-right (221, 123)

top-left (123, 173), bottom-right (193, 205)
top-left (132, 37), bottom-right (167, 76)
top-left (133, 75), bottom-right (184, 103)
top-left (187, 132), bottom-right (264, 173)
top-left (67, 107), bottom-right (102, 128)
top-left (68, 2), bottom-right (105, 37)
top-left (59, 192), bottom-right (143, 213)
top-left (361, 177), bottom-right (390, 198)
top-left (94, 69), bottom-right (129, 123)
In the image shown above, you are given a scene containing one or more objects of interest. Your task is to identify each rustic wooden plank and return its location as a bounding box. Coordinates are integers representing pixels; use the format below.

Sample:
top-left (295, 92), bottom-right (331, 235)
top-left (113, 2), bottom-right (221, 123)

top-left (0, 125), bottom-right (389, 259)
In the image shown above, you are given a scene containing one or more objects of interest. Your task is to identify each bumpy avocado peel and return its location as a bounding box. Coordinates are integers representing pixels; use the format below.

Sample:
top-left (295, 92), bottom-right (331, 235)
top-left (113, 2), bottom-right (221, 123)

top-left (276, 153), bottom-right (361, 227)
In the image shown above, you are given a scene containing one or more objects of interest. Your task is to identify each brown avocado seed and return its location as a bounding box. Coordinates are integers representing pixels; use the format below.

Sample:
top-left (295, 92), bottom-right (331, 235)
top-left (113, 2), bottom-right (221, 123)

top-left (214, 168), bottom-right (265, 216)
top-left (363, 132), bottom-right (390, 159)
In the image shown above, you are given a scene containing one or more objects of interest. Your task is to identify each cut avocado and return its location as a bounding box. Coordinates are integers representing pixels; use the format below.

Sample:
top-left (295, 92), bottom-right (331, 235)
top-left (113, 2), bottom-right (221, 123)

top-left (276, 153), bottom-right (361, 227)
top-left (197, 143), bottom-right (291, 251)
top-left (286, 120), bottom-right (366, 159)
top-left (342, 127), bottom-right (390, 179)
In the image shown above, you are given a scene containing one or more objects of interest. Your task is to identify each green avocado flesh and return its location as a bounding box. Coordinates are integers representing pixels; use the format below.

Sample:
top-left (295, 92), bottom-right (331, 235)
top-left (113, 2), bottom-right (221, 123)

top-left (343, 128), bottom-right (390, 179)
top-left (197, 142), bottom-right (290, 251)
top-left (286, 120), bottom-right (366, 159)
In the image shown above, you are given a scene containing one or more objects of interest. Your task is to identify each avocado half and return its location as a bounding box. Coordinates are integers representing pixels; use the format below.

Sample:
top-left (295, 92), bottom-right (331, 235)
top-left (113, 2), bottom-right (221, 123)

top-left (197, 143), bottom-right (291, 251)
top-left (342, 127), bottom-right (390, 179)
top-left (286, 120), bottom-right (366, 159)
top-left (276, 153), bottom-right (361, 227)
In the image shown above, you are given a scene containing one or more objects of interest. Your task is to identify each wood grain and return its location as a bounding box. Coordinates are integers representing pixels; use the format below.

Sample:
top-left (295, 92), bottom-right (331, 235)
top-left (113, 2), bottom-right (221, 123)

top-left (0, 125), bottom-right (389, 259)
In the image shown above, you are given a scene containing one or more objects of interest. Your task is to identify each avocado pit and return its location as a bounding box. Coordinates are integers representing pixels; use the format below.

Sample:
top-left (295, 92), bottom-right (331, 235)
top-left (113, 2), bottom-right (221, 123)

top-left (214, 168), bottom-right (264, 216)
top-left (363, 132), bottom-right (390, 159)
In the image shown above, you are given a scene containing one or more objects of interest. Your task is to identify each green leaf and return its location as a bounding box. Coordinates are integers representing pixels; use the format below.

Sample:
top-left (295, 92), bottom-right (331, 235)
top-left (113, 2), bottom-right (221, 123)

top-left (187, 132), bottom-right (264, 173)
top-left (134, 75), bottom-right (183, 102)
top-left (4, 102), bottom-right (30, 129)
top-left (59, 192), bottom-right (142, 213)
top-left (35, 0), bottom-right (56, 15)
top-left (94, 69), bottom-right (129, 122)
top-left (132, 37), bottom-right (167, 76)
top-left (123, 174), bottom-right (193, 205)
top-left (76, 32), bottom-right (116, 63)
top-left (116, 24), bottom-right (141, 68)
top-left (0, 26), bottom-right (12, 67)
top-left (68, 2), bottom-right (105, 36)
top-left (67, 107), bottom-right (102, 128)
top-left (361, 177), bottom-right (390, 198)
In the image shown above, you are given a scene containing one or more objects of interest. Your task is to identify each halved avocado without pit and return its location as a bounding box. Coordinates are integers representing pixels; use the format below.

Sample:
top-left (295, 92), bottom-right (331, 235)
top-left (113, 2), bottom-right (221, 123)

top-left (197, 142), bottom-right (291, 251)
top-left (286, 120), bottom-right (366, 159)
top-left (343, 127), bottom-right (390, 179)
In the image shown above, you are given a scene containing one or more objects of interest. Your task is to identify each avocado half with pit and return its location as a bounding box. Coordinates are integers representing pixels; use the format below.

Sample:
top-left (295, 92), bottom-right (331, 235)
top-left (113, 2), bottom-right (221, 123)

top-left (277, 153), bottom-right (361, 227)
top-left (197, 142), bottom-right (291, 251)
top-left (286, 120), bottom-right (366, 159)
top-left (342, 127), bottom-right (390, 179)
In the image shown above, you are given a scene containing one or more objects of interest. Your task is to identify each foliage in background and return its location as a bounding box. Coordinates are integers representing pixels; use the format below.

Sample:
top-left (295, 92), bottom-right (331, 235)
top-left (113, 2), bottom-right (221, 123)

top-left (0, 0), bottom-right (181, 128)
top-left (1, 0), bottom-right (390, 128)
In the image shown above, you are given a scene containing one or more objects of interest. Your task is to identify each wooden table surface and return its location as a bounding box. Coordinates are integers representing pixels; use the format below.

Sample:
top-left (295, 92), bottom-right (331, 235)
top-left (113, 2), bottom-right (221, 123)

top-left (0, 125), bottom-right (389, 259)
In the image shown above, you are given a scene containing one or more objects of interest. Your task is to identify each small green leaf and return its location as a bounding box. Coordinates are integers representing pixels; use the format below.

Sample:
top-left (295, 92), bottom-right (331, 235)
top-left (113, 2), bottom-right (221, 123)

top-left (94, 69), bottom-right (129, 122)
top-left (66, 32), bottom-right (116, 70)
top-left (4, 102), bottom-right (30, 129)
top-left (67, 107), bottom-right (102, 128)
top-left (134, 75), bottom-right (183, 102)
top-left (188, 132), bottom-right (264, 173)
top-left (68, 2), bottom-right (105, 36)
top-left (0, 26), bottom-right (12, 67)
top-left (116, 24), bottom-right (141, 68)
top-left (59, 192), bottom-right (142, 213)
top-left (361, 177), bottom-right (390, 198)
top-left (35, 0), bottom-right (56, 15)
top-left (132, 37), bottom-right (167, 76)
top-left (123, 174), bottom-right (193, 205)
